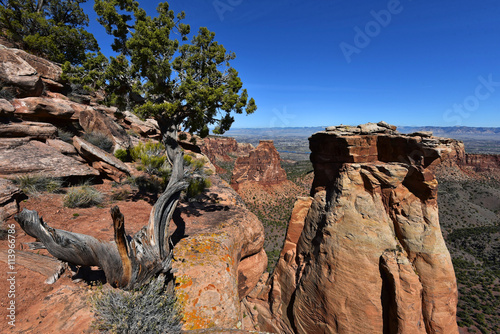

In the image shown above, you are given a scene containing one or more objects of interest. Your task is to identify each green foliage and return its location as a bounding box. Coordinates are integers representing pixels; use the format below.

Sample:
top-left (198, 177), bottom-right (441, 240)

top-left (65, 0), bottom-right (255, 138)
top-left (186, 178), bottom-right (211, 199)
top-left (61, 51), bottom-right (108, 91)
top-left (114, 148), bottom-right (129, 162)
top-left (91, 274), bottom-right (182, 334)
top-left (130, 141), bottom-right (170, 179)
top-left (126, 175), bottom-right (163, 194)
top-left (14, 175), bottom-right (62, 195)
top-left (438, 178), bottom-right (500, 332)
top-left (183, 153), bottom-right (212, 199)
top-left (63, 185), bottom-right (103, 208)
top-left (83, 131), bottom-right (114, 153)
top-left (0, 0), bottom-right (99, 64)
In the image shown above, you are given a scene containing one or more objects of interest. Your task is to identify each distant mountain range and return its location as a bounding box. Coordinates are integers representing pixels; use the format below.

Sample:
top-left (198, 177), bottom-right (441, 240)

top-left (398, 126), bottom-right (500, 139)
top-left (225, 125), bottom-right (500, 154)
top-left (226, 125), bottom-right (500, 140)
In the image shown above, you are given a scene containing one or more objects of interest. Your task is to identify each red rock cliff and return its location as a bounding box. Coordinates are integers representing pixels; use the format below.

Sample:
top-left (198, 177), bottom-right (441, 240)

top-left (200, 136), bottom-right (253, 163)
top-left (231, 140), bottom-right (287, 187)
top-left (248, 123), bottom-right (459, 334)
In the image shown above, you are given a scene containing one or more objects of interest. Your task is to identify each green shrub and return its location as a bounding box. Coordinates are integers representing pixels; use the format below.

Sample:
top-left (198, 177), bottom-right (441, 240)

top-left (64, 185), bottom-right (103, 208)
top-left (91, 274), bottom-right (182, 334)
top-left (186, 178), bottom-right (211, 199)
top-left (14, 175), bottom-right (63, 195)
top-left (114, 148), bottom-right (130, 162)
top-left (130, 141), bottom-right (170, 186)
top-left (83, 132), bottom-right (114, 153)
top-left (126, 176), bottom-right (163, 194)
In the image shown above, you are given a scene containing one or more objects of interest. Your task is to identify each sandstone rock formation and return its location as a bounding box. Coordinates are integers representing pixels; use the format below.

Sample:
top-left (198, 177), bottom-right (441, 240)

top-left (200, 136), bottom-right (253, 163)
top-left (11, 47), bottom-right (63, 83)
top-left (78, 106), bottom-right (131, 150)
top-left (121, 110), bottom-right (161, 139)
top-left (73, 136), bottom-right (130, 182)
top-left (231, 140), bottom-right (287, 187)
top-left (0, 121), bottom-right (57, 140)
top-left (251, 123), bottom-right (459, 334)
top-left (172, 176), bottom-right (267, 330)
top-left (0, 44), bottom-right (135, 183)
top-left (462, 153), bottom-right (500, 180)
top-left (0, 98), bottom-right (15, 114)
top-left (0, 139), bottom-right (100, 179)
top-left (0, 178), bottom-right (26, 222)
top-left (0, 46), bottom-right (43, 97)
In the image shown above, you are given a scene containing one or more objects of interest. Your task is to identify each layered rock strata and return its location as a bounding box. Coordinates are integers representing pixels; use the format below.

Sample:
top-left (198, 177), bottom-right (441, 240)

top-left (200, 136), bottom-right (253, 163)
top-left (231, 140), bottom-right (287, 187)
top-left (258, 123), bottom-right (458, 334)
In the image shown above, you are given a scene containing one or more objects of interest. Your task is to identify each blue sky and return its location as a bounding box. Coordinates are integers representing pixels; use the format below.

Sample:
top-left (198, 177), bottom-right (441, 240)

top-left (81, 0), bottom-right (500, 129)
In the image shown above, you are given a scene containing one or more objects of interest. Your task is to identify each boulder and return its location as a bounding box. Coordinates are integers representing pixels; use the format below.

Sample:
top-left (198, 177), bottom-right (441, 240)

top-left (78, 106), bottom-right (131, 150)
top-left (73, 136), bottom-right (130, 181)
top-left (0, 121), bottom-right (57, 140)
top-left (358, 122), bottom-right (392, 134)
top-left (122, 110), bottom-right (160, 139)
top-left (0, 138), bottom-right (99, 179)
top-left (45, 138), bottom-right (81, 158)
top-left (0, 98), bottom-right (15, 114)
top-left (409, 131), bottom-right (433, 138)
top-left (11, 97), bottom-right (77, 122)
top-left (0, 178), bottom-right (26, 222)
top-left (0, 46), bottom-right (43, 97)
top-left (11, 48), bottom-right (63, 82)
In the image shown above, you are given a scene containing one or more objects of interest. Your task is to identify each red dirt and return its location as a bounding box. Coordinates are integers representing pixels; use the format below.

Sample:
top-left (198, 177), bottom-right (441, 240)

top-left (0, 180), bottom-right (154, 333)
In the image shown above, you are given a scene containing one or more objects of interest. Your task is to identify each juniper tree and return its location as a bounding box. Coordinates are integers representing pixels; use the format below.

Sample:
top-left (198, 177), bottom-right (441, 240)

top-left (0, 0), bottom-right (98, 64)
top-left (88, 0), bottom-right (256, 142)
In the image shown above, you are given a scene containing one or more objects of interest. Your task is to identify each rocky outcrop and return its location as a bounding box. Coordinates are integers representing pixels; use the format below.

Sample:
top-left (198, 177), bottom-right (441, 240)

top-left (172, 176), bottom-right (267, 330)
top-left (78, 106), bottom-right (131, 150)
top-left (121, 110), bottom-right (160, 139)
top-left (0, 46), bottom-right (43, 97)
top-left (200, 136), bottom-right (253, 163)
top-left (11, 48), bottom-right (63, 83)
top-left (73, 136), bottom-right (130, 182)
top-left (231, 140), bottom-right (287, 187)
top-left (0, 121), bottom-right (57, 140)
top-left (255, 123), bottom-right (458, 334)
top-left (463, 154), bottom-right (500, 179)
top-left (0, 138), bottom-right (100, 179)
top-left (11, 97), bottom-right (78, 122)
top-left (0, 178), bottom-right (26, 222)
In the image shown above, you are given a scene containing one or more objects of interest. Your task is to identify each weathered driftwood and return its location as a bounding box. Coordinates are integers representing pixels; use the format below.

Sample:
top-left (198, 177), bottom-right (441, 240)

top-left (15, 133), bottom-right (188, 289)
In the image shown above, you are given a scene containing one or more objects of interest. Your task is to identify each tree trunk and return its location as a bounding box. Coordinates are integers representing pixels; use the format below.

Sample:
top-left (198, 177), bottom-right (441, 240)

top-left (15, 132), bottom-right (188, 289)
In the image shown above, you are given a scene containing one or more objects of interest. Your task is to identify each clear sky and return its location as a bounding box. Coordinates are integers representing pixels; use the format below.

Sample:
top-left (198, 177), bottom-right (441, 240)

top-left (81, 0), bottom-right (500, 129)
